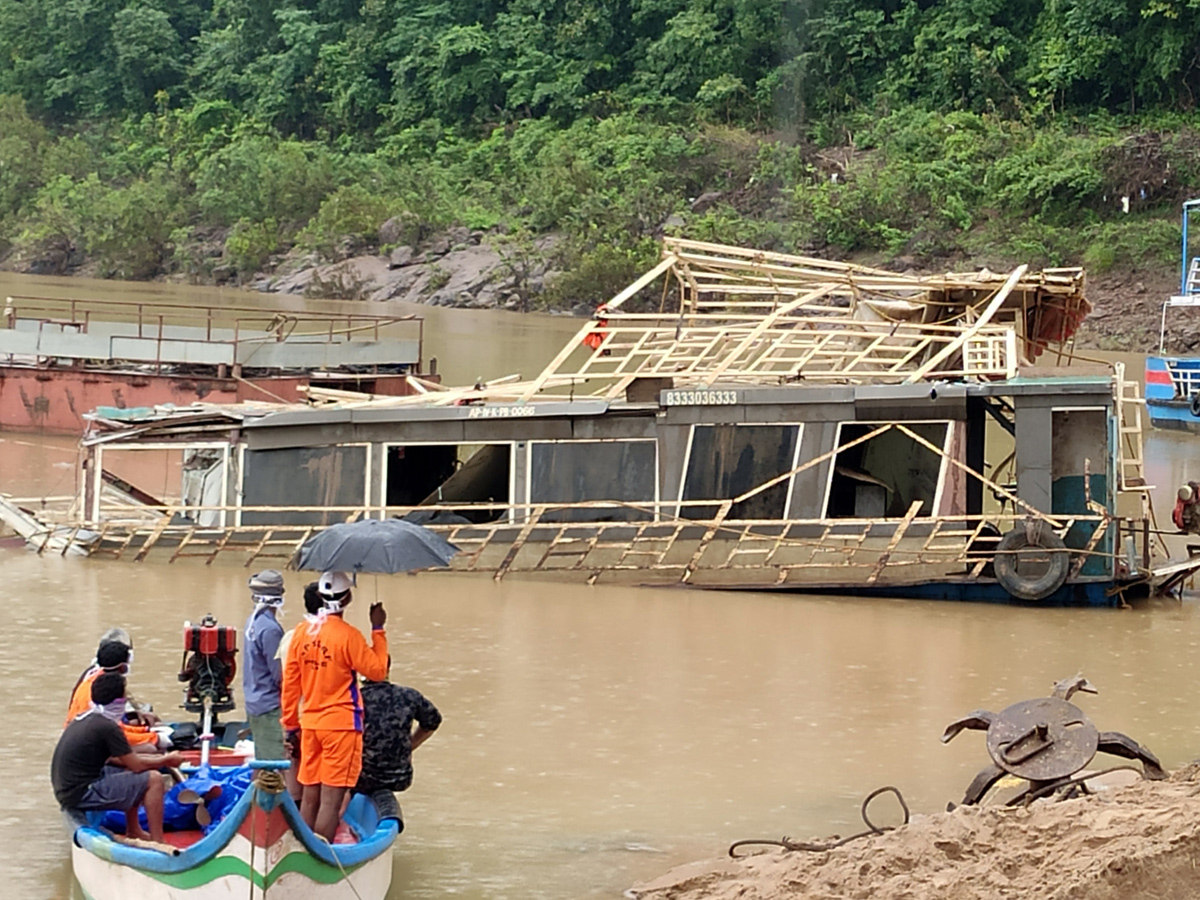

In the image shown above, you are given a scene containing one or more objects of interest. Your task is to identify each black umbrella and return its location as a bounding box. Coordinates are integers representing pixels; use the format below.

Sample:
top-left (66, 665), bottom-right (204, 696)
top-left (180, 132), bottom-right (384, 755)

top-left (293, 518), bottom-right (459, 574)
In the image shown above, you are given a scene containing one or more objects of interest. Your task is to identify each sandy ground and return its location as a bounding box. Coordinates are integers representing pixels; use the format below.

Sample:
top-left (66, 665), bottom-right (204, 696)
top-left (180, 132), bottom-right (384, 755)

top-left (629, 766), bottom-right (1200, 900)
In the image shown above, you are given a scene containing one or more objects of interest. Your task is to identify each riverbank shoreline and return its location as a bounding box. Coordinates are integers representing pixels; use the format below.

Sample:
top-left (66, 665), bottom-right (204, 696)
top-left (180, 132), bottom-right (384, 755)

top-left (628, 766), bottom-right (1200, 900)
top-left (1, 233), bottom-right (1179, 354)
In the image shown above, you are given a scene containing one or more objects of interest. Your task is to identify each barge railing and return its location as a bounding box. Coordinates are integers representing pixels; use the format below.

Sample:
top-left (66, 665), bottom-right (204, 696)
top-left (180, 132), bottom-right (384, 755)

top-left (1, 294), bottom-right (425, 372)
top-left (61, 501), bottom-right (1133, 592)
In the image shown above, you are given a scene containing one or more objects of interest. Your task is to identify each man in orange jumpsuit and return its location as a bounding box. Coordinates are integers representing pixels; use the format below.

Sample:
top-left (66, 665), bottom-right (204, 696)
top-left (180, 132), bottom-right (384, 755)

top-left (65, 640), bottom-right (158, 749)
top-left (281, 571), bottom-right (388, 841)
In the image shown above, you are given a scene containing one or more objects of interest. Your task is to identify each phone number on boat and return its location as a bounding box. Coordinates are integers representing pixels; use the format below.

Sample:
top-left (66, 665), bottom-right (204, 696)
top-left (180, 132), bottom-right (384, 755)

top-left (663, 390), bottom-right (739, 406)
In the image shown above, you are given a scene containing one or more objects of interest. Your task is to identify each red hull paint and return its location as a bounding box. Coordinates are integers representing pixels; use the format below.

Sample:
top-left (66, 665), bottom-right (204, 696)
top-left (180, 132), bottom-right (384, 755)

top-left (1145, 368), bottom-right (1173, 385)
top-left (0, 367), bottom-right (415, 435)
top-left (237, 804), bottom-right (291, 848)
top-left (177, 748), bottom-right (252, 767)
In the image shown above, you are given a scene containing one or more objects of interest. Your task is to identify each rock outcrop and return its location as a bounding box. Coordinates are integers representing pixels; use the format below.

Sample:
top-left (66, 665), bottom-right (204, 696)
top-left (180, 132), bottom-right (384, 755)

top-left (254, 232), bottom-right (562, 311)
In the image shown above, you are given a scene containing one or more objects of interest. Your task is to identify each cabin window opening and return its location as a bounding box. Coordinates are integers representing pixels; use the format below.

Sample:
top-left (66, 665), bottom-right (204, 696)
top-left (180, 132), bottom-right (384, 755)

top-left (680, 424), bottom-right (802, 520)
top-left (241, 444), bottom-right (368, 526)
top-left (92, 444), bottom-right (230, 526)
top-left (385, 443), bottom-right (510, 525)
top-left (180, 448), bottom-right (227, 528)
top-left (825, 422), bottom-right (948, 519)
top-left (977, 396), bottom-right (1017, 516)
top-left (528, 440), bottom-right (657, 522)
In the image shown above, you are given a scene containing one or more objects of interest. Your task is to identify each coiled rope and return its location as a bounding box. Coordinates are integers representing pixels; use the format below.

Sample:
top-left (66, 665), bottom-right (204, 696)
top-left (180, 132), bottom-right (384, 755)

top-left (728, 786), bottom-right (910, 858)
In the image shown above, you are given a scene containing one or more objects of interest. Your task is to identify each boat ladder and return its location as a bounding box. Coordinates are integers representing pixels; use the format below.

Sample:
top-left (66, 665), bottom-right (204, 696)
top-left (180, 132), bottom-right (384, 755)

top-left (1114, 364), bottom-right (1169, 559)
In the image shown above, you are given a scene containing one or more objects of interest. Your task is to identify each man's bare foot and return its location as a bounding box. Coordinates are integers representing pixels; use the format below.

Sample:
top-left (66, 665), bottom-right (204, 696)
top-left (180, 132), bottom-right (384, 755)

top-left (127, 822), bottom-right (151, 841)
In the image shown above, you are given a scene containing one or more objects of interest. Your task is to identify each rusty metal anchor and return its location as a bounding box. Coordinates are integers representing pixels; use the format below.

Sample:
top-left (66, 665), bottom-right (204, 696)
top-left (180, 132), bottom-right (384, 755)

top-left (942, 674), bottom-right (1166, 806)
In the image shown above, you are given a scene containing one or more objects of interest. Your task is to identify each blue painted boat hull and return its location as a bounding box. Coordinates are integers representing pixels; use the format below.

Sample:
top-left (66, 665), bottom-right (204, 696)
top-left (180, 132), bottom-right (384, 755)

top-left (744, 580), bottom-right (1137, 607)
top-left (1146, 355), bottom-right (1200, 431)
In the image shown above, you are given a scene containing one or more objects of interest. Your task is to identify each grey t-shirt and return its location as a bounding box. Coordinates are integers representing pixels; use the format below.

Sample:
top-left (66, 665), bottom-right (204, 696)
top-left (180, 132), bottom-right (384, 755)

top-left (51, 714), bottom-right (132, 808)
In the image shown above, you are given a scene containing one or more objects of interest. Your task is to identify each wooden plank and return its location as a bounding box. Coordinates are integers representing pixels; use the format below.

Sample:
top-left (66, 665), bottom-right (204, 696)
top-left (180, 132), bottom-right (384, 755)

top-left (680, 500), bottom-right (733, 584)
top-left (866, 501), bottom-right (924, 584)
top-left (168, 529), bottom-right (198, 563)
top-left (904, 265), bottom-right (1027, 383)
top-left (132, 513), bottom-right (175, 562)
top-left (700, 286), bottom-right (834, 385)
top-left (603, 255), bottom-right (679, 311)
top-left (493, 506), bottom-right (546, 581)
top-left (893, 424), bottom-right (1064, 527)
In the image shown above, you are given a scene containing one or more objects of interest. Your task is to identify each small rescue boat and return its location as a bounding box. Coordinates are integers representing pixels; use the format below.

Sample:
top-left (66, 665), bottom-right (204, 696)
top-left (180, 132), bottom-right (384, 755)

top-left (69, 761), bottom-right (402, 900)
top-left (67, 615), bottom-right (401, 899)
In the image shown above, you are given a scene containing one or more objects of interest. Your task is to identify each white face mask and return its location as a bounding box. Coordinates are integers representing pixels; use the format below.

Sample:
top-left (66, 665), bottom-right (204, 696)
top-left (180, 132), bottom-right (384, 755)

top-left (100, 698), bottom-right (127, 722)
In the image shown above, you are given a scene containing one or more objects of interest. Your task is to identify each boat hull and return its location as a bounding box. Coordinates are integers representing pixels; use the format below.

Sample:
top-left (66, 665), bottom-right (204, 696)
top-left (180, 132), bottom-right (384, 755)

top-left (1145, 355), bottom-right (1200, 431)
top-left (769, 579), bottom-right (1136, 607)
top-left (73, 832), bottom-right (393, 900)
top-left (70, 774), bottom-right (399, 900)
top-left (0, 367), bottom-right (421, 435)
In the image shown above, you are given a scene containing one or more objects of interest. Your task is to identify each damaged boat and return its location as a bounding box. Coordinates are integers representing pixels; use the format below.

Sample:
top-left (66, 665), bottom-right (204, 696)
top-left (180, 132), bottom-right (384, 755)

top-left (0, 294), bottom-right (433, 434)
top-left (36, 238), bottom-right (1200, 604)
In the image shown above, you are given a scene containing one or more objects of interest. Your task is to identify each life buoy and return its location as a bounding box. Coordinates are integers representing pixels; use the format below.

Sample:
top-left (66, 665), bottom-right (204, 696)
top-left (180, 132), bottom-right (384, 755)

top-left (1189, 393), bottom-right (1200, 417)
top-left (993, 526), bottom-right (1070, 601)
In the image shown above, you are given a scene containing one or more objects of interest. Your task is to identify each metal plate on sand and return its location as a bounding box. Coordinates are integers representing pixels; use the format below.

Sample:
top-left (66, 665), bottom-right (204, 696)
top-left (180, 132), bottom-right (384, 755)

top-left (985, 697), bottom-right (1098, 781)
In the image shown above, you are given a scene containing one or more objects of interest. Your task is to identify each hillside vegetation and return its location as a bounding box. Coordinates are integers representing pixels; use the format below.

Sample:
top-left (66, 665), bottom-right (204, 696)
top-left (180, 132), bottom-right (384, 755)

top-left (2, 0), bottom-right (1200, 310)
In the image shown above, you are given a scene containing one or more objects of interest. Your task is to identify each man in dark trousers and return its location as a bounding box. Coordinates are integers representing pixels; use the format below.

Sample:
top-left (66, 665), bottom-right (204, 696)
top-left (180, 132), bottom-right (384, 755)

top-left (52, 673), bottom-right (184, 842)
top-left (356, 660), bottom-right (442, 798)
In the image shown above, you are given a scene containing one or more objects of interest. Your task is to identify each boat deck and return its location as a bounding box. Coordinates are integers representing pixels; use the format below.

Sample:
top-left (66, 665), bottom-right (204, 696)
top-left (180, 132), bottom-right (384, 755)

top-left (1, 294), bottom-right (424, 371)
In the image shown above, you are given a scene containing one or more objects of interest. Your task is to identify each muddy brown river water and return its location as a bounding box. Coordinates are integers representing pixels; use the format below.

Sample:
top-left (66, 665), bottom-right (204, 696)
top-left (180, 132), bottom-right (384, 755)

top-left (4, 273), bottom-right (1200, 899)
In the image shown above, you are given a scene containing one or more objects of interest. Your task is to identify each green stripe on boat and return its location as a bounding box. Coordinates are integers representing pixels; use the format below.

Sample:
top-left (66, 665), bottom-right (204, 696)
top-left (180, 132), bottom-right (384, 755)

top-left (143, 851), bottom-right (361, 890)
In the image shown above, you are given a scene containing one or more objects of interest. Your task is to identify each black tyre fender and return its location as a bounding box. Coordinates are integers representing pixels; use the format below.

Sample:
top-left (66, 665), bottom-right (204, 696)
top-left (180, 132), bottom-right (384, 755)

top-left (993, 526), bottom-right (1070, 601)
top-left (1190, 393), bottom-right (1200, 417)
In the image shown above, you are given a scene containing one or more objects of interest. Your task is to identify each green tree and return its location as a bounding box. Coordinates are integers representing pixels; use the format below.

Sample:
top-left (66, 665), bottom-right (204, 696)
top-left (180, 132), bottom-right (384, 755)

top-left (112, 7), bottom-right (185, 112)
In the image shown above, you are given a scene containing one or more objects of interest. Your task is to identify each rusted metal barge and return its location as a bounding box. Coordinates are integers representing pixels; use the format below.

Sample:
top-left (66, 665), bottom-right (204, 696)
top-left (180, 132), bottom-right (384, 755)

top-left (29, 239), bottom-right (1199, 604)
top-left (0, 295), bottom-right (430, 433)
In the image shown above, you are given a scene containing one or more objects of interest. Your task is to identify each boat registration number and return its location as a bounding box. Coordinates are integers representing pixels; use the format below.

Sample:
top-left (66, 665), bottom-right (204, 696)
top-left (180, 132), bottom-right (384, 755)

top-left (467, 405), bottom-right (537, 419)
top-left (663, 389), bottom-right (739, 406)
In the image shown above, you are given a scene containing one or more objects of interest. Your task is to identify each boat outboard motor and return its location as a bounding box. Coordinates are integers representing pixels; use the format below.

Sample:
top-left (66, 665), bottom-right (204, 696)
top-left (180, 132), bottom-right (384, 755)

top-left (178, 614), bottom-right (239, 764)
top-left (179, 614), bottom-right (238, 715)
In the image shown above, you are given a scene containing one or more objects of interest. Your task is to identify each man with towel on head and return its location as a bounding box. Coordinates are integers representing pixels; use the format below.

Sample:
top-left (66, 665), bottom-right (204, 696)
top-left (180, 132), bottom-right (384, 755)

top-left (281, 570), bottom-right (387, 841)
top-left (65, 630), bottom-right (160, 750)
top-left (66, 628), bottom-right (134, 723)
top-left (244, 570), bottom-right (288, 761)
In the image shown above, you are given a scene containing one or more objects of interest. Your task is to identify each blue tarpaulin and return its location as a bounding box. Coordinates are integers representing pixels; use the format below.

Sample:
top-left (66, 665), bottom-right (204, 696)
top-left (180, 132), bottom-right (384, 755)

top-left (99, 765), bottom-right (253, 834)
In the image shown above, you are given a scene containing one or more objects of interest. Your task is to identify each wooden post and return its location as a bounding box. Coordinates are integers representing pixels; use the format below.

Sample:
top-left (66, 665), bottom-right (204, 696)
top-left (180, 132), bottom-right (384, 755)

top-left (1143, 518), bottom-right (1151, 571)
top-left (83, 444), bottom-right (98, 526)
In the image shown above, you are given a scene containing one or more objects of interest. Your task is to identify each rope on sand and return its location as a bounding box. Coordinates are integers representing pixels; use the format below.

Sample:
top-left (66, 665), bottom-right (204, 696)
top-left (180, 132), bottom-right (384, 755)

top-left (728, 786), bottom-right (911, 858)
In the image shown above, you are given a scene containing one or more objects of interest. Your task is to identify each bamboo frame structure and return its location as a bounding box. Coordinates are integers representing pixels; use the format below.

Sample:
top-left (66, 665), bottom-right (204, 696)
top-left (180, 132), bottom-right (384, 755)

top-left (504, 239), bottom-right (1087, 402)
